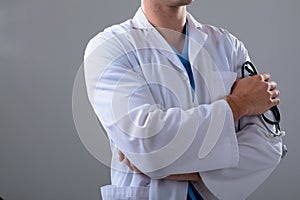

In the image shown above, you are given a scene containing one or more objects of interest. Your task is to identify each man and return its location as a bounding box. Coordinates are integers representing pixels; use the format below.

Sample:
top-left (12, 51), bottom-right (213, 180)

top-left (84, 0), bottom-right (282, 199)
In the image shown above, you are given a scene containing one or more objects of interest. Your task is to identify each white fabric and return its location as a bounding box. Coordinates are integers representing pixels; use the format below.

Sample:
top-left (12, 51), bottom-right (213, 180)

top-left (84, 8), bottom-right (282, 200)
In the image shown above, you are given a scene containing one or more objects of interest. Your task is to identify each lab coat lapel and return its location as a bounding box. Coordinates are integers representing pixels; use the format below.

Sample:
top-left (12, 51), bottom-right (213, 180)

top-left (131, 8), bottom-right (188, 74)
top-left (186, 13), bottom-right (208, 67)
top-left (151, 32), bottom-right (187, 74)
top-left (187, 14), bottom-right (230, 102)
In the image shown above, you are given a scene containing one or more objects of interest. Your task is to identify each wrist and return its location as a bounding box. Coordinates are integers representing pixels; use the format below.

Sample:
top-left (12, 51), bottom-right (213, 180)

top-left (226, 95), bottom-right (248, 122)
top-left (164, 173), bottom-right (201, 181)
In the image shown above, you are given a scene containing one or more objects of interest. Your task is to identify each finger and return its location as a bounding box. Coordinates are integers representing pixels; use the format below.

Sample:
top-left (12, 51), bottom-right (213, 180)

top-left (270, 89), bottom-right (280, 99)
top-left (259, 73), bottom-right (271, 82)
top-left (123, 157), bottom-right (142, 173)
top-left (130, 163), bottom-right (142, 173)
top-left (124, 157), bottom-right (134, 171)
top-left (269, 81), bottom-right (277, 90)
top-left (118, 150), bottom-right (125, 162)
top-left (270, 97), bottom-right (280, 106)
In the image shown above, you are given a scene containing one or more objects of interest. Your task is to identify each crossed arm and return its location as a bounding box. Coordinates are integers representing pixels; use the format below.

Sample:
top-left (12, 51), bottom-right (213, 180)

top-left (117, 73), bottom-right (280, 181)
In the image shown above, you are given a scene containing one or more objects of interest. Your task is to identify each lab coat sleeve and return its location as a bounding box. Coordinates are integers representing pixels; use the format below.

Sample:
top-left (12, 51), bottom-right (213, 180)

top-left (200, 116), bottom-right (282, 200)
top-left (83, 33), bottom-right (239, 179)
top-left (199, 31), bottom-right (283, 200)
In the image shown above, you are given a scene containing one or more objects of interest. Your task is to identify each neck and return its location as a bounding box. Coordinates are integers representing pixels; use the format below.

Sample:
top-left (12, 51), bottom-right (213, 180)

top-left (141, 1), bottom-right (187, 33)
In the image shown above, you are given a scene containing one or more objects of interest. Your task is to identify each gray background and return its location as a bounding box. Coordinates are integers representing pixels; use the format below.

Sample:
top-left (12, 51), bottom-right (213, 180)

top-left (0, 0), bottom-right (299, 199)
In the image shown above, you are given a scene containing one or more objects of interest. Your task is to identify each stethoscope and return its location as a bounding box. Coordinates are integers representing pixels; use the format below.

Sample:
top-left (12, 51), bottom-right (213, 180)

top-left (241, 61), bottom-right (287, 157)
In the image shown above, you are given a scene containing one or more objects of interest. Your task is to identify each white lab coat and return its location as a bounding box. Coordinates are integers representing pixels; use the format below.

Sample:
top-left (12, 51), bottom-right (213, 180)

top-left (84, 8), bottom-right (282, 200)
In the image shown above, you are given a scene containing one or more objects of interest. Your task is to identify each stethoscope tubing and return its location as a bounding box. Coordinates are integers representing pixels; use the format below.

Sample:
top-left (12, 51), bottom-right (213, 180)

top-left (241, 61), bottom-right (282, 137)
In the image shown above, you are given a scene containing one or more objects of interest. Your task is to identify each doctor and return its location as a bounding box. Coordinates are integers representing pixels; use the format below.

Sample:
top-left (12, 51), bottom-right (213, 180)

top-left (84, 0), bottom-right (283, 199)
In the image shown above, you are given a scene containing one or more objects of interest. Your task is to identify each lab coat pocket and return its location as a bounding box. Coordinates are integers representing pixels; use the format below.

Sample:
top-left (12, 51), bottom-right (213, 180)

top-left (101, 185), bottom-right (149, 200)
top-left (209, 71), bottom-right (237, 101)
top-left (219, 71), bottom-right (238, 95)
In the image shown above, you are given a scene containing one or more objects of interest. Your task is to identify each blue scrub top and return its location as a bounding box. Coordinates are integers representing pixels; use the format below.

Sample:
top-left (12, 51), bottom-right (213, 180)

top-left (170, 22), bottom-right (195, 99)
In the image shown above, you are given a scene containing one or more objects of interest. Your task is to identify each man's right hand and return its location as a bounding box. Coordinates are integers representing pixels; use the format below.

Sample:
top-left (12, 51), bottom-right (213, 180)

top-left (226, 72), bottom-right (280, 122)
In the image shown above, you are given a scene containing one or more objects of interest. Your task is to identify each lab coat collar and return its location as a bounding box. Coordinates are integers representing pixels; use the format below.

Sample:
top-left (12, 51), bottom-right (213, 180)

top-left (132, 7), bottom-right (204, 30)
top-left (131, 8), bottom-right (186, 74)
top-left (132, 7), bottom-right (153, 30)
top-left (131, 7), bottom-right (208, 50)
top-left (131, 7), bottom-right (208, 73)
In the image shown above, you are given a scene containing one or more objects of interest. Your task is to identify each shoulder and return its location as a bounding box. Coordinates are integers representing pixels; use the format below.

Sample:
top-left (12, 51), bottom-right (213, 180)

top-left (84, 19), bottom-right (134, 59)
top-left (200, 23), bottom-right (248, 59)
top-left (200, 24), bottom-right (242, 49)
top-left (193, 22), bottom-right (249, 72)
top-left (187, 11), bottom-right (245, 55)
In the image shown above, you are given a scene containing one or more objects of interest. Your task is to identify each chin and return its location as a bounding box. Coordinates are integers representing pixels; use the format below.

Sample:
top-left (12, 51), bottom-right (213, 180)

top-left (181, 0), bottom-right (193, 5)
top-left (169, 0), bottom-right (193, 6)
top-left (180, 0), bottom-right (193, 4)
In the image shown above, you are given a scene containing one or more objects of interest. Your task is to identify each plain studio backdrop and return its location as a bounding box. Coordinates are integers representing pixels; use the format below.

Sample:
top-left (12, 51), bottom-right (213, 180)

top-left (0, 0), bottom-right (299, 199)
